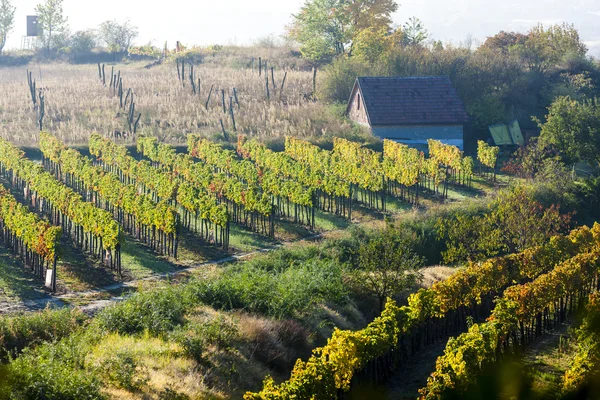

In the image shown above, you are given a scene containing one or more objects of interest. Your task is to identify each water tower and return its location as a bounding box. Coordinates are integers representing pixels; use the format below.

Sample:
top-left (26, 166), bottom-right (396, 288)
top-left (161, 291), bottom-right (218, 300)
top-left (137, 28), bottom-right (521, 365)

top-left (21, 16), bottom-right (39, 50)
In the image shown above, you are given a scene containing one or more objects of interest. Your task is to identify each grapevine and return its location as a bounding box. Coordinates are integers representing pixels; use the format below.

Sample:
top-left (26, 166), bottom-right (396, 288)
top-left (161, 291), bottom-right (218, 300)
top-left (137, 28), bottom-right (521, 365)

top-left (0, 183), bottom-right (61, 289)
top-left (0, 137), bottom-right (122, 272)
top-left (39, 132), bottom-right (178, 258)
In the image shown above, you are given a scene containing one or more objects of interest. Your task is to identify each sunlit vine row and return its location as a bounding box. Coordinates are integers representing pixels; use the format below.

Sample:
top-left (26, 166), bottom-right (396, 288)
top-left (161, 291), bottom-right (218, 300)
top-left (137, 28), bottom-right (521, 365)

top-left (138, 136), bottom-right (274, 237)
top-left (190, 135), bottom-right (315, 226)
top-left (39, 132), bottom-right (178, 257)
top-left (238, 136), bottom-right (352, 219)
top-left (246, 224), bottom-right (600, 399)
top-left (0, 183), bottom-right (61, 285)
top-left (88, 134), bottom-right (230, 248)
top-left (419, 238), bottom-right (600, 398)
top-left (562, 292), bottom-right (600, 394)
top-left (0, 137), bottom-right (122, 272)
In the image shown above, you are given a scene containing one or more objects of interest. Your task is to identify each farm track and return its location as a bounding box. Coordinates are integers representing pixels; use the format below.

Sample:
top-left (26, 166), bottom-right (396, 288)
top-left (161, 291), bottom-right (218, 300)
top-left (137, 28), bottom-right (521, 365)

top-left (0, 231), bottom-right (328, 315)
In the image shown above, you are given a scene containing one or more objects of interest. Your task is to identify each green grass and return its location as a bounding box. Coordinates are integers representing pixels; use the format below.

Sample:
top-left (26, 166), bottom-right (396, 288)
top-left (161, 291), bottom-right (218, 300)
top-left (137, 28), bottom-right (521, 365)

top-left (0, 248), bottom-right (47, 303)
top-left (520, 321), bottom-right (578, 399)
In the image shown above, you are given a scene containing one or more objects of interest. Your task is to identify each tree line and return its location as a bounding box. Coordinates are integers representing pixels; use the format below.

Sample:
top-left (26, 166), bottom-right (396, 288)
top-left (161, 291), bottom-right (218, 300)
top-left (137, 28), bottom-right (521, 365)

top-left (0, 0), bottom-right (138, 57)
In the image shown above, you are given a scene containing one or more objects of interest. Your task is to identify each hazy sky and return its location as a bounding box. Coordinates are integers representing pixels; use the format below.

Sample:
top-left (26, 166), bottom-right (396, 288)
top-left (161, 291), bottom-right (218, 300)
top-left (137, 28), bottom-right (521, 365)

top-left (6, 0), bottom-right (600, 55)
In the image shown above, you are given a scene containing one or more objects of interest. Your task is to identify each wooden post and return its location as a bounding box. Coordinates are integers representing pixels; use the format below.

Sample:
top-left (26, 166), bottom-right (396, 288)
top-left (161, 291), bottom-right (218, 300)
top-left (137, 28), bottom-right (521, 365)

top-left (205, 84), bottom-right (214, 110)
top-left (258, 57), bottom-right (262, 76)
top-left (313, 68), bottom-right (317, 95)
top-left (119, 79), bottom-right (123, 108)
top-left (97, 63), bottom-right (102, 80)
top-left (134, 113), bottom-right (142, 134)
top-left (181, 60), bottom-right (185, 86)
top-left (102, 64), bottom-right (106, 85)
top-left (265, 75), bottom-right (270, 102)
top-left (229, 96), bottom-right (236, 132)
top-left (109, 66), bottom-right (114, 88)
top-left (279, 72), bottom-right (287, 100)
top-left (176, 59), bottom-right (181, 81)
top-left (198, 78), bottom-right (201, 96)
top-left (271, 67), bottom-right (276, 95)
top-left (124, 88), bottom-right (132, 108)
top-left (219, 119), bottom-right (228, 140)
top-left (221, 89), bottom-right (226, 113)
top-left (233, 87), bottom-right (240, 108)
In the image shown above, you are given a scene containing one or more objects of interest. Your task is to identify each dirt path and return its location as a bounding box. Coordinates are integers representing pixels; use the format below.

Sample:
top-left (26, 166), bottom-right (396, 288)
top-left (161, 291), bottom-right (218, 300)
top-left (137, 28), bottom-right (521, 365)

top-left (0, 231), bottom-right (328, 315)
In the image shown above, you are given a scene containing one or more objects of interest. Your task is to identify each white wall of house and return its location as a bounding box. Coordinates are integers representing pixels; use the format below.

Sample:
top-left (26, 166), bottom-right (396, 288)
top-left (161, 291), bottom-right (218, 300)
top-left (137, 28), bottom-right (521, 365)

top-left (372, 125), bottom-right (464, 151)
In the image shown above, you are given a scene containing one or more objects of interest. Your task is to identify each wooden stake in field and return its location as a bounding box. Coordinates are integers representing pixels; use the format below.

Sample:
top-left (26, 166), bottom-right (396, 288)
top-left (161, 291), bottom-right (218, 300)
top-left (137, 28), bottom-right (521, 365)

top-left (229, 96), bottom-right (236, 132)
top-left (258, 57), bottom-right (262, 77)
top-left (219, 118), bottom-right (228, 140)
top-left (313, 68), bottom-right (317, 96)
top-left (205, 84), bottom-right (214, 110)
top-left (271, 67), bottom-right (276, 95)
top-left (221, 89), bottom-right (226, 113)
top-left (37, 91), bottom-right (45, 131)
top-left (233, 87), bottom-right (240, 108)
top-left (279, 71), bottom-right (287, 101)
top-left (265, 75), bottom-right (270, 102)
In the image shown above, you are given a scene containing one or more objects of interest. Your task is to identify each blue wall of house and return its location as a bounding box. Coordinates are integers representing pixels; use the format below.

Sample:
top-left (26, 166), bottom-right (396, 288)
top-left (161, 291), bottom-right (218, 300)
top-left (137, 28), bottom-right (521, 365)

top-left (372, 125), bottom-right (464, 151)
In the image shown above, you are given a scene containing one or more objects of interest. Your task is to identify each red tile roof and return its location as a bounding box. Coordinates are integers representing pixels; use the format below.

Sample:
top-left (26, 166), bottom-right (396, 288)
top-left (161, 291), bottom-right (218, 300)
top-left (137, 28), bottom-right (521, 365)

top-left (350, 76), bottom-right (469, 126)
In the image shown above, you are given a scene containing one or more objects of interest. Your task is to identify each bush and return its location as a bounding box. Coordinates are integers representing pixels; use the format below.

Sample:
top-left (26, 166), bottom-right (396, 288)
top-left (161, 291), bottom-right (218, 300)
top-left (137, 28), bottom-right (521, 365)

top-left (318, 57), bottom-right (372, 102)
top-left (171, 314), bottom-right (239, 363)
top-left (94, 286), bottom-right (190, 336)
top-left (5, 336), bottom-right (104, 400)
top-left (187, 259), bottom-right (348, 319)
top-left (0, 307), bottom-right (86, 360)
top-left (94, 349), bottom-right (148, 391)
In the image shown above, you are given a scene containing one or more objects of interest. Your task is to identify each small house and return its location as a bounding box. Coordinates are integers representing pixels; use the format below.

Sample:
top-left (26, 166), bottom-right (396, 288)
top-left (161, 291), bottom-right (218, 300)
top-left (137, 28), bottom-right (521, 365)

top-left (347, 76), bottom-right (469, 150)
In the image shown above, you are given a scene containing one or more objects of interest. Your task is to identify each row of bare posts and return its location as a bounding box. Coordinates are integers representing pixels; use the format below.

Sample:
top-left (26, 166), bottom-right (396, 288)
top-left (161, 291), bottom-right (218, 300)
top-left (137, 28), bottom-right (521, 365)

top-left (97, 63), bottom-right (142, 135)
top-left (175, 58), bottom-right (240, 139)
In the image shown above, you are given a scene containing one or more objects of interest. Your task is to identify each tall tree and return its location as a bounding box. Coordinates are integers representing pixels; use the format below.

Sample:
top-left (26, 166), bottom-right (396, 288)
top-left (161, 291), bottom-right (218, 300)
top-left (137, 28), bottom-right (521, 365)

top-left (288, 0), bottom-right (398, 62)
top-left (0, 0), bottom-right (15, 54)
top-left (345, 0), bottom-right (398, 33)
top-left (538, 96), bottom-right (600, 166)
top-left (99, 19), bottom-right (138, 54)
top-left (514, 23), bottom-right (588, 75)
top-left (35, 0), bottom-right (68, 54)
top-left (288, 0), bottom-right (349, 62)
top-left (402, 17), bottom-right (428, 47)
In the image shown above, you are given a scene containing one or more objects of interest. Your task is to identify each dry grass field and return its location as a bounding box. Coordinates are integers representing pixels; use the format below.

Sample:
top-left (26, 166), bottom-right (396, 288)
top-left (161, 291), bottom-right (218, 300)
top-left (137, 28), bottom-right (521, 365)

top-left (0, 57), bottom-right (359, 146)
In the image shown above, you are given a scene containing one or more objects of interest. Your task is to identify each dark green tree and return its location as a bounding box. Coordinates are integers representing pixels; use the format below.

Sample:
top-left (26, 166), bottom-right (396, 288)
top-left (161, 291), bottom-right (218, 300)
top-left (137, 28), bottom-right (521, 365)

top-left (538, 96), bottom-right (600, 166)
top-left (352, 226), bottom-right (423, 311)
top-left (437, 214), bottom-right (501, 264)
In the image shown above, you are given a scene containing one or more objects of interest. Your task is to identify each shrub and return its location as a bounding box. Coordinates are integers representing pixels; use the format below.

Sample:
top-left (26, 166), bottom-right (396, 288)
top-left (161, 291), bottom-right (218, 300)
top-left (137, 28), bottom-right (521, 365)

top-left (186, 259), bottom-right (347, 319)
top-left (5, 336), bottom-right (104, 400)
top-left (171, 314), bottom-right (239, 363)
top-left (95, 349), bottom-right (149, 391)
top-left (94, 286), bottom-right (190, 336)
top-left (0, 307), bottom-right (86, 360)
